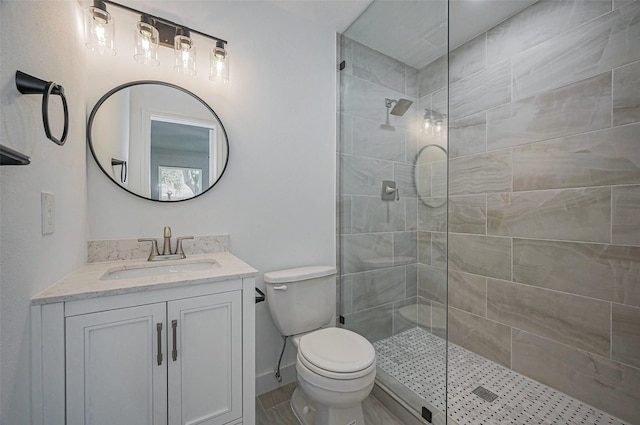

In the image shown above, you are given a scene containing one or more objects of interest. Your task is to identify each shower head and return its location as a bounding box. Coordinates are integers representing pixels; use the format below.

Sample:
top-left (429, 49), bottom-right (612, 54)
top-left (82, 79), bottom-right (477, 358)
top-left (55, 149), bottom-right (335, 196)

top-left (385, 98), bottom-right (413, 116)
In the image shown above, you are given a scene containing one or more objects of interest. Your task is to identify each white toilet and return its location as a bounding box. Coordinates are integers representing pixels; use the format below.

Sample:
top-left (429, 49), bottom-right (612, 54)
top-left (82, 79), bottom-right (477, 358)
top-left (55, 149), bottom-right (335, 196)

top-left (264, 266), bottom-right (376, 425)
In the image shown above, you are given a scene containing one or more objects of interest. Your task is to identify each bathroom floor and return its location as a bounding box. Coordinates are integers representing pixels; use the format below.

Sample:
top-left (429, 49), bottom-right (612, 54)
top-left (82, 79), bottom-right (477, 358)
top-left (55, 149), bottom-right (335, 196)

top-left (374, 327), bottom-right (629, 425)
top-left (256, 382), bottom-right (407, 425)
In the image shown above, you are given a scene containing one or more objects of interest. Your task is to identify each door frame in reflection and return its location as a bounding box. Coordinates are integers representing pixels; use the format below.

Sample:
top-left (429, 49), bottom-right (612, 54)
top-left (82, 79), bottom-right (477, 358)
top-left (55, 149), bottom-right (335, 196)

top-left (141, 111), bottom-right (219, 200)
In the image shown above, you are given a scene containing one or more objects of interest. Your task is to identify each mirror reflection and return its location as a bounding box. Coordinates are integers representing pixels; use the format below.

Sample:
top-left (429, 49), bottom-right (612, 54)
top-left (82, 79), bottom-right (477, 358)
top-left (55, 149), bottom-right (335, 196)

top-left (88, 82), bottom-right (229, 202)
top-left (415, 143), bottom-right (447, 208)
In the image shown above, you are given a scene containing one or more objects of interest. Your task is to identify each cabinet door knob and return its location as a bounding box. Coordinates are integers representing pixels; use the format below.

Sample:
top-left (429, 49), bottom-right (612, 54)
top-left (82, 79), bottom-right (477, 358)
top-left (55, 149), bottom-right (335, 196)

top-left (156, 323), bottom-right (163, 366)
top-left (172, 320), bottom-right (178, 361)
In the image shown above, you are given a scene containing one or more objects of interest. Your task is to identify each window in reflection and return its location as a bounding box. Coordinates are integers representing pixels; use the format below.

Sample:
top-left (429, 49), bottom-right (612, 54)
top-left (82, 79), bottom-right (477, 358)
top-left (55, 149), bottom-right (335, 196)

top-left (150, 117), bottom-right (216, 200)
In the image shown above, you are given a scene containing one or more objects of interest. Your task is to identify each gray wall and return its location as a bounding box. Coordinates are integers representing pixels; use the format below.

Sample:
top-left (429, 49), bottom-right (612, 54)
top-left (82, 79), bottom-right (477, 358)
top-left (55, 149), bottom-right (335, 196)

top-left (338, 37), bottom-right (422, 341)
top-left (446, 1), bottom-right (640, 423)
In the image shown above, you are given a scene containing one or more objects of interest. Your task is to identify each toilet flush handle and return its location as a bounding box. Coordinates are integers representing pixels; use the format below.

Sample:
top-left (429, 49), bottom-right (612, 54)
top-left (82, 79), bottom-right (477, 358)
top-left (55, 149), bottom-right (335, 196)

top-left (273, 285), bottom-right (288, 291)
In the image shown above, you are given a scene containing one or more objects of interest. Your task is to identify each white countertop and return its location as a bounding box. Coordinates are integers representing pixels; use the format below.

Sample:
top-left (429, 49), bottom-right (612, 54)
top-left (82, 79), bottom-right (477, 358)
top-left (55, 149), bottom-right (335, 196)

top-left (31, 252), bottom-right (258, 305)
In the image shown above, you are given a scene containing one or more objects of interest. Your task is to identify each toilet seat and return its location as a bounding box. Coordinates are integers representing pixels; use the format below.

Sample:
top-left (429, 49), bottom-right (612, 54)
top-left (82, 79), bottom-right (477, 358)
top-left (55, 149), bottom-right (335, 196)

top-left (297, 327), bottom-right (376, 380)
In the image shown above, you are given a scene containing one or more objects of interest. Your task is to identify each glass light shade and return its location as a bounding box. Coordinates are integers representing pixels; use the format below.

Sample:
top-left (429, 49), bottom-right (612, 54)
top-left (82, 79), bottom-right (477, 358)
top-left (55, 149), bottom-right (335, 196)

top-left (134, 20), bottom-right (160, 66)
top-left (85, 5), bottom-right (115, 55)
top-left (209, 42), bottom-right (229, 84)
top-left (174, 35), bottom-right (196, 75)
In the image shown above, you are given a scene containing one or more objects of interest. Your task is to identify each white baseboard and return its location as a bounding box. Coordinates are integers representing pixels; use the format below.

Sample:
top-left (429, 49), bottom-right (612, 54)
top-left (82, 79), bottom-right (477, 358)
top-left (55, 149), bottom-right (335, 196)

top-left (255, 362), bottom-right (296, 396)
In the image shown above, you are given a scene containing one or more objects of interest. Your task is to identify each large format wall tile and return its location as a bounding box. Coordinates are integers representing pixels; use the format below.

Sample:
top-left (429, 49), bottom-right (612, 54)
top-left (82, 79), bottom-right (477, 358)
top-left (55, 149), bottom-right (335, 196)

top-left (339, 113), bottom-right (353, 154)
top-left (431, 302), bottom-right (447, 339)
top-left (449, 33), bottom-right (486, 84)
top-left (418, 231), bottom-right (431, 265)
top-left (418, 264), bottom-right (447, 304)
top-left (351, 196), bottom-right (406, 233)
top-left (612, 185), bottom-right (640, 245)
top-left (448, 233), bottom-right (511, 280)
top-left (487, 279), bottom-right (611, 356)
top-left (613, 60), bottom-right (640, 126)
top-left (487, 188), bottom-right (611, 243)
top-left (344, 304), bottom-right (393, 343)
top-left (418, 54), bottom-right (447, 97)
top-left (342, 233), bottom-right (393, 274)
top-left (340, 274), bottom-right (353, 315)
top-left (406, 264), bottom-right (418, 299)
top-left (393, 297), bottom-right (419, 335)
top-left (487, 73), bottom-right (612, 150)
top-left (448, 195), bottom-right (487, 235)
top-left (431, 232), bottom-right (447, 269)
top-left (340, 154), bottom-right (393, 196)
top-left (614, 0), bottom-right (634, 9)
top-left (405, 198), bottom-right (418, 232)
top-left (449, 112), bottom-right (487, 158)
top-left (612, 303), bottom-right (640, 368)
top-left (449, 151), bottom-right (512, 195)
top-left (394, 163), bottom-right (417, 198)
top-left (513, 239), bottom-right (640, 307)
top-left (339, 195), bottom-right (352, 234)
top-left (512, 329), bottom-right (640, 425)
top-left (351, 40), bottom-right (407, 94)
top-left (448, 307), bottom-right (511, 368)
top-left (417, 296), bottom-right (432, 330)
top-left (418, 199), bottom-right (447, 232)
top-left (449, 60), bottom-right (511, 119)
top-left (394, 231), bottom-right (418, 265)
top-left (352, 116), bottom-right (406, 162)
top-left (486, 0), bottom-right (613, 66)
top-left (342, 74), bottom-right (415, 129)
top-left (448, 270), bottom-right (487, 316)
top-left (512, 3), bottom-right (640, 100)
top-left (352, 267), bottom-right (407, 312)
top-left (513, 123), bottom-right (640, 191)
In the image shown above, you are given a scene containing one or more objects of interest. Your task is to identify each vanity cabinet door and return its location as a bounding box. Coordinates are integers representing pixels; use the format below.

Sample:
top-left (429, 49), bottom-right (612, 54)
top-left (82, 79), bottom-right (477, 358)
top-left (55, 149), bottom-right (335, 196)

top-left (66, 303), bottom-right (168, 425)
top-left (167, 291), bottom-right (242, 425)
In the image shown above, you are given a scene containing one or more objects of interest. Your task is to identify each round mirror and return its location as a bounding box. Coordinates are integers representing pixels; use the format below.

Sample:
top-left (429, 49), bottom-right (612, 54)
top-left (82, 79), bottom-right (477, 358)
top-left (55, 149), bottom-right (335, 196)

top-left (415, 144), bottom-right (447, 208)
top-left (88, 81), bottom-right (229, 202)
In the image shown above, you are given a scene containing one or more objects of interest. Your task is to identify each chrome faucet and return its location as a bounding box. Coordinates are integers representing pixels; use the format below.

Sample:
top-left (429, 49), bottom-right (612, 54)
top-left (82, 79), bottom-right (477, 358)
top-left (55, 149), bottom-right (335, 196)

top-left (138, 226), bottom-right (194, 261)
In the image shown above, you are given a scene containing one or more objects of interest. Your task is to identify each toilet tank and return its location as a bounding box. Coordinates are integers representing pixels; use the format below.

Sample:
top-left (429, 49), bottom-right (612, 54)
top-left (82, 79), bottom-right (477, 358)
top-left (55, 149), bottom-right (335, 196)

top-left (264, 266), bottom-right (337, 336)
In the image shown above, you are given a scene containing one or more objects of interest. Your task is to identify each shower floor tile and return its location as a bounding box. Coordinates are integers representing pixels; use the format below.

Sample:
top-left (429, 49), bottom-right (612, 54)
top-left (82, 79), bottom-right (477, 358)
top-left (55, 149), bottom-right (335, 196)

top-left (373, 327), bottom-right (629, 425)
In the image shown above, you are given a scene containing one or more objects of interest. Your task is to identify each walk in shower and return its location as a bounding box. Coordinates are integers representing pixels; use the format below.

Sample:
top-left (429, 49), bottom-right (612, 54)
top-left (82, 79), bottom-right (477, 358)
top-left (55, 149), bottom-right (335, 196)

top-left (338, 1), bottom-right (640, 424)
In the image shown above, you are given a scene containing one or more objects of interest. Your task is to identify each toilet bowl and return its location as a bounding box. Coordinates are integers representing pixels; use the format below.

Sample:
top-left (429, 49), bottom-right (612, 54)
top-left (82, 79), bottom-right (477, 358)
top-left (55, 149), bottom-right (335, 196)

top-left (291, 327), bottom-right (376, 425)
top-left (263, 266), bottom-right (377, 425)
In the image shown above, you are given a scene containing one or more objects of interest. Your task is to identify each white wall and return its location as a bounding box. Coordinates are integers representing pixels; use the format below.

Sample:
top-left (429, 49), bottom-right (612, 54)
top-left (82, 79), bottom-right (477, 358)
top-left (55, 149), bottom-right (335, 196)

top-left (0, 1), bottom-right (88, 423)
top-left (85, 1), bottom-right (337, 394)
top-left (0, 1), bottom-right (336, 422)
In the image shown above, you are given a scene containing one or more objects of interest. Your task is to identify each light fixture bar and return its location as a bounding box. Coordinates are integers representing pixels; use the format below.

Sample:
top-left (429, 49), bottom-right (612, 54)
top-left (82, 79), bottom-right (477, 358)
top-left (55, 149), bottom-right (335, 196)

top-left (101, 0), bottom-right (228, 46)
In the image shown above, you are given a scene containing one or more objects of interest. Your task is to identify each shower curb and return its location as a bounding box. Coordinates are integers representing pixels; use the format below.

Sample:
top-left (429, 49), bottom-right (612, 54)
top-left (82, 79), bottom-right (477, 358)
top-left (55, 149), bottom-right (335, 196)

top-left (372, 381), bottom-right (445, 425)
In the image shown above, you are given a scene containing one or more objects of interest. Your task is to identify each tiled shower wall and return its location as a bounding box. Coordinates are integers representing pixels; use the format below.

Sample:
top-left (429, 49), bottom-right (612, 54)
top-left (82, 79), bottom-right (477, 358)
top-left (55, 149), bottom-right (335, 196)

top-left (339, 37), bottom-right (422, 341)
top-left (445, 1), bottom-right (640, 423)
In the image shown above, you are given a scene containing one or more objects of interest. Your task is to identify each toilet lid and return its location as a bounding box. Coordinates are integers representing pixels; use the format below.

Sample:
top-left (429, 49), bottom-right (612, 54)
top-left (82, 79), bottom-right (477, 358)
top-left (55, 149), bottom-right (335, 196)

top-left (298, 328), bottom-right (375, 375)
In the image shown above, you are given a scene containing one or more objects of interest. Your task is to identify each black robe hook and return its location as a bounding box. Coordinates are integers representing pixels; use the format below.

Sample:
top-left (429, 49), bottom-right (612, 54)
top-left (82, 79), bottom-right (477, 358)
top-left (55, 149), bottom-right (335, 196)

top-left (15, 70), bottom-right (69, 146)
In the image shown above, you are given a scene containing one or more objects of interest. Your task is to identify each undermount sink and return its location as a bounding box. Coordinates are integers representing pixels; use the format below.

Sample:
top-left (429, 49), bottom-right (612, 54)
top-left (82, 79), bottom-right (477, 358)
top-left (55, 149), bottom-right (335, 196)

top-left (101, 260), bottom-right (220, 280)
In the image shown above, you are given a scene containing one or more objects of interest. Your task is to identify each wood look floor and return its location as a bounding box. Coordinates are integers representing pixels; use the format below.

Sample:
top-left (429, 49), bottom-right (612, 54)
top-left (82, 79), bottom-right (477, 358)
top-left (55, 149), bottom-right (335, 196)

top-left (256, 382), bottom-right (406, 425)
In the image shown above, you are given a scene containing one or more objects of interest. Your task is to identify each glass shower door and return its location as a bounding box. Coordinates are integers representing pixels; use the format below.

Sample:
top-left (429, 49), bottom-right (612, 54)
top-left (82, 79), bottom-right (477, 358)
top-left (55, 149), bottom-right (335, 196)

top-left (337, 0), bottom-right (448, 421)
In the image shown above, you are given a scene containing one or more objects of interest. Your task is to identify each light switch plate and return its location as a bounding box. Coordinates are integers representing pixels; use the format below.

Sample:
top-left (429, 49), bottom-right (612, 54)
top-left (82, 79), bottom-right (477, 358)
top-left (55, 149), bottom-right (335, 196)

top-left (41, 192), bottom-right (55, 235)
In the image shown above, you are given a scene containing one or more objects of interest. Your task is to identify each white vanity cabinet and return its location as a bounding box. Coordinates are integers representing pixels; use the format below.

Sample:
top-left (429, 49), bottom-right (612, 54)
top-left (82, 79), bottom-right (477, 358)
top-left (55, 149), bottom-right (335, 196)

top-left (66, 291), bottom-right (242, 425)
top-left (31, 253), bottom-right (256, 425)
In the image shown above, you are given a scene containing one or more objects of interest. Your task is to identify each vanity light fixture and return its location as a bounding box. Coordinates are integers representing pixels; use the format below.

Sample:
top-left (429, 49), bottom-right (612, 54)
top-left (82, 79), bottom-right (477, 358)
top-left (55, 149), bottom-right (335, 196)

top-left (422, 109), bottom-right (447, 135)
top-left (210, 41), bottom-right (229, 84)
top-left (134, 15), bottom-right (159, 66)
top-left (85, 0), bottom-right (116, 55)
top-left (174, 28), bottom-right (196, 75)
top-left (84, 0), bottom-right (229, 82)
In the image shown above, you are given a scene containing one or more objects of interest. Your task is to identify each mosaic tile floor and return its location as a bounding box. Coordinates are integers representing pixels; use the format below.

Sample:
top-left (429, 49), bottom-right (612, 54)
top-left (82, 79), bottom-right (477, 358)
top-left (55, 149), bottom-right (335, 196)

top-left (373, 327), bottom-right (629, 425)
